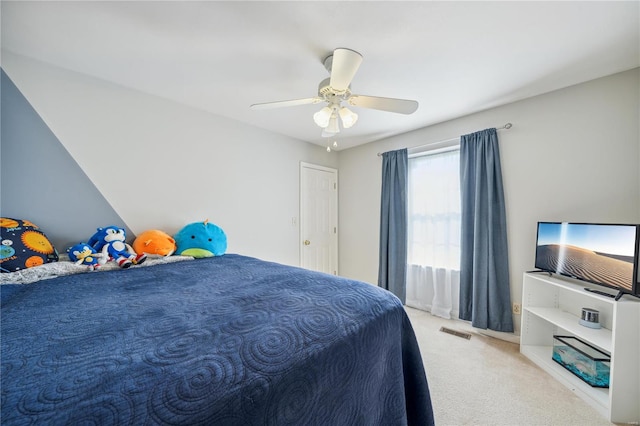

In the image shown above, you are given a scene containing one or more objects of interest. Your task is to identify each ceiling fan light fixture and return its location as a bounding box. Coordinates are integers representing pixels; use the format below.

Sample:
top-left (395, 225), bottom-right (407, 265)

top-left (326, 113), bottom-right (340, 134)
top-left (321, 128), bottom-right (338, 138)
top-left (339, 107), bottom-right (358, 128)
top-left (251, 47), bottom-right (419, 146)
top-left (313, 106), bottom-right (333, 128)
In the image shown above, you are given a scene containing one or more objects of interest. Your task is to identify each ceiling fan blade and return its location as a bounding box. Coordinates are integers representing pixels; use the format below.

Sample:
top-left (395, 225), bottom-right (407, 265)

top-left (348, 95), bottom-right (418, 114)
top-left (250, 97), bottom-right (322, 110)
top-left (329, 48), bottom-right (363, 92)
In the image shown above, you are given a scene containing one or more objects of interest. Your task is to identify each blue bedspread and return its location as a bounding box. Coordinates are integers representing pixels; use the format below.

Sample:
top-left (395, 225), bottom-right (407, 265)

top-left (1, 254), bottom-right (433, 425)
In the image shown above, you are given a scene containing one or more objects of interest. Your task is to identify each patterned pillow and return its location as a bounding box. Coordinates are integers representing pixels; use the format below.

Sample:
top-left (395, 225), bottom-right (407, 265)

top-left (0, 218), bottom-right (59, 273)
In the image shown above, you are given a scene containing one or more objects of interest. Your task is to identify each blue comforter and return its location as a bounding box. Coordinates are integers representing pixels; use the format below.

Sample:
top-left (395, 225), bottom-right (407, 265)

top-left (1, 254), bottom-right (433, 425)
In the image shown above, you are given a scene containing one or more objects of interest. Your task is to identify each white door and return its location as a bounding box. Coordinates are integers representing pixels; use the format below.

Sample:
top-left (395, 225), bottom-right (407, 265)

top-left (300, 162), bottom-right (338, 274)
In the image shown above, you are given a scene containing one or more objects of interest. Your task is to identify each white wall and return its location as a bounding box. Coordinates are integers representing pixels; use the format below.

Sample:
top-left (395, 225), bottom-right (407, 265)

top-left (338, 68), bottom-right (640, 335)
top-left (2, 52), bottom-right (338, 267)
top-left (4, 50), bottom-right (639, 336)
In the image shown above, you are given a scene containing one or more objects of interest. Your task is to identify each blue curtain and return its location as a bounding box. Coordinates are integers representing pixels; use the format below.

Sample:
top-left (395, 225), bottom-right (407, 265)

top-left (378, 149), bottom-right (408, 303)
top-left (459, 129), bottom-right (513, 332)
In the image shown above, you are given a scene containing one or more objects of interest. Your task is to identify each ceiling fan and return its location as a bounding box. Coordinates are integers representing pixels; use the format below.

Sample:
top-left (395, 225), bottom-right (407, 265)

top-left (250, 48), bottom-right (419, 138)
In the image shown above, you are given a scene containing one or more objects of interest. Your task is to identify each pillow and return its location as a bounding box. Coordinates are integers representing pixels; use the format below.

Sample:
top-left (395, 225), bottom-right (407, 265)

top-left (0, 218), bottom-right (59, 273)
top-left (0, 254), bottom-right (195, 285)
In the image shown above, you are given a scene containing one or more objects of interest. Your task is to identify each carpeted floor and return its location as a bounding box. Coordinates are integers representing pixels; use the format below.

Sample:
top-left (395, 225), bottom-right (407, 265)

top-left (405, 307), bottom-right (614, 426)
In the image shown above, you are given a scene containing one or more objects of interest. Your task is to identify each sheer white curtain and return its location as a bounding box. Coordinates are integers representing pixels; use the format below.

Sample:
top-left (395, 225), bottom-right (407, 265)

top-left (406, 148), bottom-right (461, 319)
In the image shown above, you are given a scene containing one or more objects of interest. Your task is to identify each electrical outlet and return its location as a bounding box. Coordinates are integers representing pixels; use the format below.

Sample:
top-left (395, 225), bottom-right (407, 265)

top-left (512, 303), bottom-right (521, 315)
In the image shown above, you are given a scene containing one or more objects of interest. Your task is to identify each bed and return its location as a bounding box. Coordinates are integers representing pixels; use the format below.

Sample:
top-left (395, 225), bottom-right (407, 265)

top-left (1, 254), bottom-right (434, 425)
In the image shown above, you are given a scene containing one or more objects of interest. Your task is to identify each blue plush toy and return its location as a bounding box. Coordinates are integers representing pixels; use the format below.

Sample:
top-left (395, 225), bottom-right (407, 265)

top-left (88, 226), bottom-right (147, 269)
top-left (174, 219), bottom-right (227, 258)
top-left (67, 243), bottom-right (106, 270)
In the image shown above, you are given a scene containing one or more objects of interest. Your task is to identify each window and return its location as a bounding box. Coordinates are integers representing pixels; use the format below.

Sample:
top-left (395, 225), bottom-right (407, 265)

top-left (407, 147), bottom-right (461, 270)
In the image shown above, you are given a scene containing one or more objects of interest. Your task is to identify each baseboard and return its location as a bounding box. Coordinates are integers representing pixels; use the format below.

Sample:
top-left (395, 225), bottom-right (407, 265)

top-left (406, 303), bottom-right (521, 344)
top-left (475, 328), bottom-right (521, 344)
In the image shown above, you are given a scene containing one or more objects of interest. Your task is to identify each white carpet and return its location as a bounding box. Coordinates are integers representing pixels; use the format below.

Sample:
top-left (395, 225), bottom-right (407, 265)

top-left (405, 307), bottom-right (614, 426)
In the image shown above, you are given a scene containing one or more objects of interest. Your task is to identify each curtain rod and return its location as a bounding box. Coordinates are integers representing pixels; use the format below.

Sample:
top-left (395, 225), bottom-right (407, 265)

top-left (376, 123), bottom-right (513, 157)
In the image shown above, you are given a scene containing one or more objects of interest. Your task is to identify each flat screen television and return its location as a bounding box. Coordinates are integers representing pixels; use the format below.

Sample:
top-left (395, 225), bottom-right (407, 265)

top-left (534, 222), bottom-right (640, 299)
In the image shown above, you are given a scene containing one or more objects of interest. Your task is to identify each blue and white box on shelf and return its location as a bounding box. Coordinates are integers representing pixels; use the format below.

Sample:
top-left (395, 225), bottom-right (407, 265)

top-left (552, 335), bottom-right (611, 388)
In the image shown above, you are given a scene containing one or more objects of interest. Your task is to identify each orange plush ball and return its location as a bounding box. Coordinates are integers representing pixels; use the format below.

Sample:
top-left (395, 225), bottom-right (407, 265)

top-left (133, 230), bottom-right (176, 257)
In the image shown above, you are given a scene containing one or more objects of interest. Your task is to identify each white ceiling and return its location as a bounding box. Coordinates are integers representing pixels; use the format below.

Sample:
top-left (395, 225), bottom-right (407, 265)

top-left (2, 1), bottom-right (639, 151)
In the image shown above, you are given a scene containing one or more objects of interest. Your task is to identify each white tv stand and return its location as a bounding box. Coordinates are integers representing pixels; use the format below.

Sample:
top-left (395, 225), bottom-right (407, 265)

top-left (520, 272), bottom-right (640, 424)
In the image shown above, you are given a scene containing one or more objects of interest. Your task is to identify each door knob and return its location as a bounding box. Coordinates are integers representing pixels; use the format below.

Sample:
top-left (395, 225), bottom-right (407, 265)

top-left (304, 240), bottom-right (311, 245)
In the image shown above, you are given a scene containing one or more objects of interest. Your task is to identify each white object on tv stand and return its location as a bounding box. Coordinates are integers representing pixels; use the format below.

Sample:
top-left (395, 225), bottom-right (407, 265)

top-left (520, 272), bottom-right (640, 424)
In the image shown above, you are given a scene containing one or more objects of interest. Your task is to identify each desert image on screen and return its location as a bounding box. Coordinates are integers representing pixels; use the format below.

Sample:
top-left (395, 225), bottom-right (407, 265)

top-left (536, 245), bottom-right (633, 291)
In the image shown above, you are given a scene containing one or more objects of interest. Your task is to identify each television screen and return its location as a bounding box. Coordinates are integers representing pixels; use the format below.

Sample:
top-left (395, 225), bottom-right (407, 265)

top-left (535, 222), bottom-right (640, 295)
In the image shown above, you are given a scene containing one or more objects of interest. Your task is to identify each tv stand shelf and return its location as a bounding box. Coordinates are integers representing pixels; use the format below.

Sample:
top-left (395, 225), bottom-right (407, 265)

top-left (524, 307), bottom-right (612, 352)
top-left (520, 272), bottom-right (640, 424)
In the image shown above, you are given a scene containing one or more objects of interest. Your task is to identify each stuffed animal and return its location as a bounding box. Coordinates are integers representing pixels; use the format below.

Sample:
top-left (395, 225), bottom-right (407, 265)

top-left (67, 243), bottom-right (106, 270)
top-left (88, 226), bottom-right (147, 269)
top-left (174, 219), bottom-right (227, 258)
top-left (133, 229), bottom-right (176, 257)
